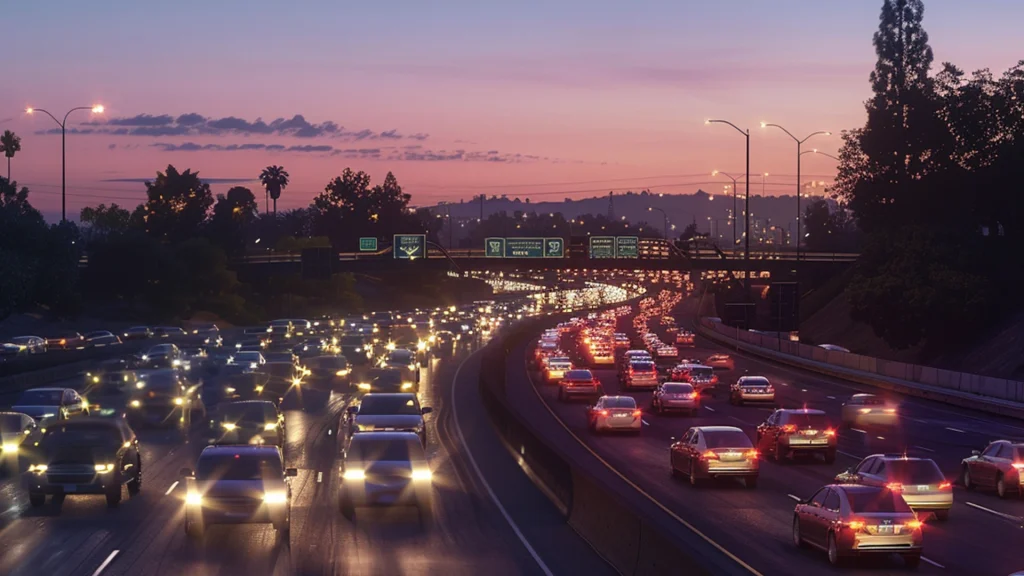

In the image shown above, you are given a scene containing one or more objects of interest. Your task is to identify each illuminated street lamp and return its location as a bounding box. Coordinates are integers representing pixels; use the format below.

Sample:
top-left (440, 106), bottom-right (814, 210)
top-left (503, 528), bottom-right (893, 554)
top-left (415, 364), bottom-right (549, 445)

top-left (712, 170), bottom-right (744, 249)
top-left (706, 119), bottom-right (751, 291)
top-left (760, 122), bottom-right (830, 263)
top-left (26, 104), bottom-right (105, 222)
top-left (647, 206), bottom-right (669, 240)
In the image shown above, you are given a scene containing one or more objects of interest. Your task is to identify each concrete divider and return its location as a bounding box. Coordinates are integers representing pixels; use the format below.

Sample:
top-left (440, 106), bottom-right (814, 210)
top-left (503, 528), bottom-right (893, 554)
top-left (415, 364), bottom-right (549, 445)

top-left (479, 311), bottom-right (749, 576)
top-left (699, 318), bottom-right (1024, 420)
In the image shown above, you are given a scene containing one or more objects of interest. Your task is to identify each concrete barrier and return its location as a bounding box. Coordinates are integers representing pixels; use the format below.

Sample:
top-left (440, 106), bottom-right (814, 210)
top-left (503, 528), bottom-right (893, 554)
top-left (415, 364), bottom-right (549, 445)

top-left (699, 319), bottom-right (1024, 420)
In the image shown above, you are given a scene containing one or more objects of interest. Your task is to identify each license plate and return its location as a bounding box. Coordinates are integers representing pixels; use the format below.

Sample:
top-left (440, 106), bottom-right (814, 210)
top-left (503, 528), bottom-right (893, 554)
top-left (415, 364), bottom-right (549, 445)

top-left (802, 430), bottom-right (818, 435)
top-left (63, 485), bottom-right (77, 492)
top-left (876, 525), bottom-right (894, 535)
top-left (811, 439), bottom-right (829, 444)
top-left (613, 413), bottom-right (630, 418)
top-left (917, 485), bottom-right (930, 491)
top-left (721, 452), bottom-right (741, 460)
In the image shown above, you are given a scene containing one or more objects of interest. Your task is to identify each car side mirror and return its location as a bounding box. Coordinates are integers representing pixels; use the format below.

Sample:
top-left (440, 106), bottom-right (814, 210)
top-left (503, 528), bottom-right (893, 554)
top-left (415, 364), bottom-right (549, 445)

top-left (810, 501), bottom-right (820, 508)
top-left (179, 467), bottom-right (193, 477)
top-left (844, 467), bottom-right (853, 474)
top-left (972, 450), bottom-right (981, 456)
top-left (285, 467), bottom-right (298, 477)
top-left (421, 407), bottom-right (433, 415)
top-left (346, 406), bottom-right (358, 415)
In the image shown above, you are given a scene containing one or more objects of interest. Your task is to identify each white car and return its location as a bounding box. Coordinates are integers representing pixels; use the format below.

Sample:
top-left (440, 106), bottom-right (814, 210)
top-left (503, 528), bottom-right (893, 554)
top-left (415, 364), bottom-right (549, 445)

top-left (586, 396), bottom-right (641, 433)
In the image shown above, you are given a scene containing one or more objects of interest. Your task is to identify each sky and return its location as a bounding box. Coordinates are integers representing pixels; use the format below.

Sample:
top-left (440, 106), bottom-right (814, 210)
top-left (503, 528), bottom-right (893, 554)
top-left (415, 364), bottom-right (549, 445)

top-left (3, 0), bottom-right (1023, 221)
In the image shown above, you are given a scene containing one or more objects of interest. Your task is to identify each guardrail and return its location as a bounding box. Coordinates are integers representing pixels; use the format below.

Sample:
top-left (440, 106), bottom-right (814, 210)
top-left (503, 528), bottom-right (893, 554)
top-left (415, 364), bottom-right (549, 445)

top-left (479, 313), bottom-right (752, 576)
top-left (698, 318), bottom-right (1024, 420)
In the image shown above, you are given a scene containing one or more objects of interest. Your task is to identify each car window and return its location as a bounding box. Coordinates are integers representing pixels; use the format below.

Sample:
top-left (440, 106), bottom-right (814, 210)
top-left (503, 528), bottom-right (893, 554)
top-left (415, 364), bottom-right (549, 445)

top-left (196, 453), bottom-right (283, 480)
top-left (823, 490), bottom-right (841, 512)
top-left (995, 444), bottom-right (1014, 459)
top-left (982, 443), bottom-right (1002, 457)
top-left (662, 383), bottom-right (693, 394)
top-left (604, 397), bottom-right (636, 409)
top-left (855, 457), bottom-right (876, 474)
top-left (809, 488), bottom-right (828, 507)
top-left (703, 430), bottom-right (753, 449)
top-left (782, 412), bottom-right (831, 429)
top-left (16, 390), bottom-right (64, 405)
top-left (885, 459), bottom-right (944, 484)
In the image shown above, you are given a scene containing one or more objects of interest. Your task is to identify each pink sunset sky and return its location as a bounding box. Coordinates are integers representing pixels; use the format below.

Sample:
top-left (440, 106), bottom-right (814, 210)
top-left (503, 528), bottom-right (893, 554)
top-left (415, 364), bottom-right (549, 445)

top-left (3, 0), bottom-right (1022, 220)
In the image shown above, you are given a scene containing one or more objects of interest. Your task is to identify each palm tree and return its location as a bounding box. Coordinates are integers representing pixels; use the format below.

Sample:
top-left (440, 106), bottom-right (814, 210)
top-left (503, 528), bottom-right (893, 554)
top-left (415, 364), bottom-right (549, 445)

top-left (0, 130), bottom-right (22, 182)
top-left (259, 165), bottom-right (290, 216)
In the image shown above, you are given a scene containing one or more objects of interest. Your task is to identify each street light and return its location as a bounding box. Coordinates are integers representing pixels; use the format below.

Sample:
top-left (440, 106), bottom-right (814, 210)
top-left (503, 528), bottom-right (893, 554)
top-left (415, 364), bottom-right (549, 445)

top-left (707, 119), bottom-right (751, 292)
top-left (26, 104), bottom-right (105, 222)
top-left (799, 150), bottom-right (839, 199)
top-left (760, 122), bottom-right (830, 263)
top-left (647, 206), bottom-right (669, 240)
top-left (712, 170), bottom-right (745, 250)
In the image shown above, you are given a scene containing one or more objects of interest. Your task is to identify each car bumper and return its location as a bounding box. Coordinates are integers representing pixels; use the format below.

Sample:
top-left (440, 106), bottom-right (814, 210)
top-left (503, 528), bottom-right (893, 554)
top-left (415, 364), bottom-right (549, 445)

top-left (698, 460), bottom-right (759, 478)
top-left (189, 502), bottom-right (288, 525)
top-left (595, 417), bottom-right (641, 431)
top-left (627, 379), bottom-right (659, 389)
top-left (24, 475), bottom-right (115, 495)
top-left (738, 392), bottom-right (775, 402)
top-left (851, 414), bottom-right (900, 427)
top-left (659, 399), bottom-right (698, 410)
top-left (782, 438), bottom-right (835, 451)
top-left (843, 532), bottom-right (922, 555)
top-left (902, 492), bottom-right (953, 510)
top-left (210, 431), bottom-right (281, 446)
top-left (341, 479), bottom-right (431, 507)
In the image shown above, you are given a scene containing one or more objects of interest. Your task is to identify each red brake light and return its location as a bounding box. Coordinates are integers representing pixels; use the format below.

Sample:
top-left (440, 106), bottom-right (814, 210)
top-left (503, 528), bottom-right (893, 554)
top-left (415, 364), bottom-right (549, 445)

top-left (745, 449), bottom-right (759, 458)
top-left (1012, 463), bottom-right (1024, 471)
top-left (938, 481), bottom-right (951, 490)
top-left (846, 520), bottom-right (865, 531)
top-left (599, 410), bottom-right (609, 417)
top-left (781, 424), bottom-right (797, 433)
top-left (632, 410), bottom-right (642, 417)
top-left (886, 482), bottom-right (903, 492)
top-left (701, 450), bottom-right (719, 460)
top-left (824, 428), bottom-right (836, 437)
top-left (904, 519), bottom-right (923, 530)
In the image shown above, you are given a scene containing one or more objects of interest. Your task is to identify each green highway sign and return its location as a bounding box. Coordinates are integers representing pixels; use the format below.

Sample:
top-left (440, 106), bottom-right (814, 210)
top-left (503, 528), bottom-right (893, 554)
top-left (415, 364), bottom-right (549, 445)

top-left (359, 237), bottom-right (378, 252)
top-left (616, 236), bottom-right (639, 258)
top-left (589, 236), bottom-right (616, 258)
top-left (393, 234), bottom-right (427, 259)
top-left (505, 238), bottom-right (545, 258)
top-left (543, 237), bottom-right (565, 258)
top-left (485, 237), bottom-right (505, 258)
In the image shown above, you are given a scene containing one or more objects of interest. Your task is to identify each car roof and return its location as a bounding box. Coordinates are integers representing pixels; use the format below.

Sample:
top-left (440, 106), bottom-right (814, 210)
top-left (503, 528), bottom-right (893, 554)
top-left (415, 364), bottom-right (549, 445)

top-left (850, 393), bottom-right (877, 399)
top-left (200, 445), bottom-right (283, 457)
top-left (778, 408), bottom-right (827, 415)
top-left (348, 430), bottom-right (420, 442)
top-left (695, 426), bottom-right (744, 434)
top-left (362, 393), bottom-right (417, 400)
top-left (832, 484), bottom-right (885, 495)
top-left (23, 387), bottom-right (70, 392)
top-left (601, 395), bottom-right (634, 402)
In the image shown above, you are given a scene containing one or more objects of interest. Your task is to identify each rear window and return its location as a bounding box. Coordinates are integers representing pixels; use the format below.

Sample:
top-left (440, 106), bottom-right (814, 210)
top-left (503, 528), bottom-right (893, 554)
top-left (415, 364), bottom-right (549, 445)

top-left (783, 412), bottom-right (831, 429)
top-left (631, 362), bottom-right (655, 372)
top-left (740, 378), bottom-right (769, 387)
top-left (859, 396), bottom-right (885, 405)
top-left (662, 383), bottom-right (693, 394)
top-left (565, 370), bottom-right (594, 381)
top-left (703, 430), bottom-right (753, 449)
top-left (220, 403), bottom-right (275, 423)
top-left (884, 460), bottom-right (944, 484)
top-left (846, 488), bottom-right (912, 513)
top-left (690, 367), bottom-right (713, 379)
top-left (358, 395), bottom-right (420, 416)
top-left (604, 397), bottom-right (637, 409)
top-left (348, 437), bottom-right (418, 462)
top-left (196, 453), bottom-right (283, 480)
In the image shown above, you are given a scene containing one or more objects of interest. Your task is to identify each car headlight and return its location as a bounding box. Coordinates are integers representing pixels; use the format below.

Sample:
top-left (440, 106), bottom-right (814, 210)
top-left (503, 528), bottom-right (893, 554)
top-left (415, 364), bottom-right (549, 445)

top-left (336, 369), bottom-right (350, 377)
top-left (412, 469), bottom-right (432, 481)
top-left (172, 359), bottom-right (182, 367)
top-left (262, 491), bottom-right (288, 505)
top-left (342, 469), bottom-right (366, 480)
top-left (130, 400), bottom-right (141, 408)
top-left (416, 341), bottom-right (426, 351)
top-left (29, 464), bottom-right (48, 473)
top-left (135, 381), bottom-right (146, 389)
top-left (386, 342), bottom-right (396, 351)
top-left (291, 378), bottom-right (302, 387)
top-left (222, 422), bottom-right (237, 430)
top-left (185, 492), bottom-right (203, 506)
top-left (92, 375), bottom-right (100, 383)
top-left (95, 463), bottom-right (115, 473)
top-left (255, 384), bottom-right (265, 393)
top-left (401, 382), bottom-right (414, 390)
top-left (266, 327), bottom-right (273, 333)
top-left (225, 387), bottom-right (236, 394)
top-left (1, 443), bottom-right (18, 453)
top-left (357, 383), bottom-right (371, 390)
top-left (142, 355), bottom-right (149, 362)
top-left (173, 397), bottom-right (184, 406)
top-left (355, 347), bottom-right (362, 353)
top-left (264, 422), bottom-right (277, 431)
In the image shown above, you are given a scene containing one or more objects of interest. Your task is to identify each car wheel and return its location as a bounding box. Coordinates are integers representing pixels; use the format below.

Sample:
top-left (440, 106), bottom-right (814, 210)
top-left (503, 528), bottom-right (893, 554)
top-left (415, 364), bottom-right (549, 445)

top-left (127, 459), bottom-right (142, 496)
top-left (792, 517), bottom-right (806, 548)
top-left (827, 532), bottom-right (841, 566)
top-left (903, 553), bottom-right (921, 570)
top-left (997, 473), bottom-right (1007, 499)
top-left (746, 476), bottom-right (758, 489)
top-left (824, 449), bottom-right (836, 465)
top-left (962, 466), bottom-right (974, 490)
top-left (933, 509), bottom-right (949, 522)
top-left (29, 492), bottom-right (46, 507)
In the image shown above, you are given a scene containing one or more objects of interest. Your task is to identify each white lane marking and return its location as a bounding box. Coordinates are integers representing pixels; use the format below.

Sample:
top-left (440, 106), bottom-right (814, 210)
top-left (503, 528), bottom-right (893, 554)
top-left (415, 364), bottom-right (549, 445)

top-left (945, 427), bottom-right (966, 434)
top-left (850, 428), bottom-right (866, 434)
top-left (453, 351), bottom-right (554, 576)
top-left (779, 382), bottom-right (789, 386)
top-left (317, 471), bottom-right (323, 483)
top-left (91, 550), bottom-right (120, 576)
top-left (913, 445), bottom-right (935, 453)
top-left (704, 406), bottom-right (716, 412)
top-left (876, 436), bottom-right (885, 440)
top-left (921, 557), bottom-right (945, 569)
top-left (964, 501), bottom-right (1023, 523)
top-left (826, 396), bottom-right (836, 400)
top-left (787, 494), bottom-right (802, 502)
top-left (837, 450), bottom-right (861, 459)
top-left (642, 419), bottom-right (650, 426)
top-left (164, 481), bottom-right (178, 496)
top-left (328, 429), bottom-right (332, 435)
top-left (800, 389), bottom-right (807, 392)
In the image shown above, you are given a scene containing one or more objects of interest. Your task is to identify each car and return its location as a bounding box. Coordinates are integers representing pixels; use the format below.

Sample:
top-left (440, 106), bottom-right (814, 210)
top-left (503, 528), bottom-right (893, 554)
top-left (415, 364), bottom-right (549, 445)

top-left (339, 431), bottom-right (432, 520)
top-left (836, 454), bottom-right (952, 521)
top-left (705, 354), bottom-right (735, 370)
top-left (345, 393), bottom-right (432, 444)
top-left (0, 412), bottom-right (42, 471)
top-left (153, 326), bottom-right (188, 339)
top-left (621, 360), bottom-right (658, 390)
top-left (267, 319), bottom-right (294, 341)
top-left (792, 484), bottom-right (922, 568)
top-left (619, 349), bottom-right (652, 369)
top-left (676, 331), bottom-right (695, 346)
top-left (671, 363), bottom-right (720, 395)
top-left (381, 349), bottom-right (421, 387)
top-left (586, 396), bottom-right (641, 434)
top-left (670, 426), bottom-right (759, 488)
top-left (293, 337), bottom-right (326, 358)
top-left (432, 330), bottom-right (457, 356)
top-left (557, 369), bottom-right (602, 401)
top-left (339, 334), bottom-right (374, 365)
top-left (305, 355), bottom-right (351, 387)
top-left (729, 376), bottom-right (776, 405)
top-left (24, 417), bottom-right (142, 508)
top-left (651, 382), bottom-right (699, 415)
top-left (10, 336), bottom-right (47, 354)
top-left (961, 439), bottom-right (1024, 499)
top-left (545, 357), bottom-right (573, 382)
top-left (181, 445), bottom-right (296, 538)
top-left (45, 331), bottom-right (85, 350)
top-left (123, 326), bottom-right (154, 340)
top-left (258, 361), bottom-right (305, 401)
top-left (208, 400), bottom-right (284, 447)
top-left (142, 343), bottom-right (185, 369)
top-left (840, 394), bottom-right (899, 429)
top-left (757, 408), bottom-right (837, 464)
top-left (12, 387), bottom-right (89, 422)
top-left (84, 358), bottom-right (139, 394)
top-left (589, 345), bottom-right (616, 365)
top-left (85, 331), bottom-right (122, 348)
top-left (127, 369), bottom-right (200, 427)
top-left (356, 368), bottom-right (415, 393)
top-left (286, 319), bottom-right (313, 337)
top-left (227, 351), bottom-right (266, 371)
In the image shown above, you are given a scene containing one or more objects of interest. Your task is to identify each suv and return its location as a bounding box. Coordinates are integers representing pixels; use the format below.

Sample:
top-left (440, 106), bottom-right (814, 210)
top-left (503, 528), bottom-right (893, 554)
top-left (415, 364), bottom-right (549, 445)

top-left (756, 408), bottom-right (837, 464)
top-left (181, 445), bottom-right (297, 538)
top-left (339, 431), bottom-right (432, 520)
top-left (837, 454), bottom-right (952, 521)
top-left (345, 393), bottom-right (432, 444)
top-left (25, 417), bottom-right (142, 508)
top-left (621, 360), bottom-right (658, 390)
top-left (208, 400), bottom-right (285, 448)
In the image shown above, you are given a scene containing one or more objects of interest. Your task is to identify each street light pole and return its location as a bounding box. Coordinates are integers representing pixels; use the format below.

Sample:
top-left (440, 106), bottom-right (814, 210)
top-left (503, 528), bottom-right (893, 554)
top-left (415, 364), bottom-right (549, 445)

top-left (707, 119), bottom-right (751, 293)
top-left (26, 105), bottom-right (104, 222)
top-left (761, 123), bottom-right (830, 262)
top-left (712, 170), bottom-right (744, 252)
top-left (647, 206), bottom-right (668, 240)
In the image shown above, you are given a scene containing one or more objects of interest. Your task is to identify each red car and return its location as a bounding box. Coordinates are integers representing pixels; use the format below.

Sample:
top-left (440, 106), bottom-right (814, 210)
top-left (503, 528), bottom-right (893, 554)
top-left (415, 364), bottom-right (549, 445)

top-left (558, 369), bottom-right (602, 401)
top-left (961, 439), bottom-right (1024, 498)
top-left (676, 331), bottom-right (695, 346)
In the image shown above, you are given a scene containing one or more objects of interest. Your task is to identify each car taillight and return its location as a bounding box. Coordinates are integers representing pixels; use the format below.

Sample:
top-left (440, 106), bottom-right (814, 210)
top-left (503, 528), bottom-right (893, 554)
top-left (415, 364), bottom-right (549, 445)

top-left (684, 393), bottom-right (695, 399)
top-left (884, 408), bottom-right (897, 414)
top-left (765, 386), bottom-right (774, 393)
top-left (886, 482), bottom-right (903, 492)
top-left (745, 450), bottom-right (759, 458)
top-left (824, 428), bottom-right (836, 437)
top-left (904, 519), bottom-right (923, 530)
top-left (845, 520), bottom-right (865, 531)
top-left (599, 410), bottom-right (609, 416)
top-left (632, 410), bottom-right (642, 417)
top-left (781, 424), bottom-right (797, 433)
top-left (701, 450), bottom-right (719, 460)
top-left (859, 408), bottom-right (872, 414)
top-left (938, 481), bottom-right (952, 490)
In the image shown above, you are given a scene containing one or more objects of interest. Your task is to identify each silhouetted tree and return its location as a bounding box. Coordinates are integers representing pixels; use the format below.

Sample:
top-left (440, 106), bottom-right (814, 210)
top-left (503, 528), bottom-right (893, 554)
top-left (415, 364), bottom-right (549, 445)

top-left (208, 186), bottom-right (259, 257)
top-left (259, 165), bottom-right (290, 216)
top-left (80, 203), bottom-right (145, 240)
top-left (143, 165), bottom-right (214, 244)
top-left (0, 130), bottom-right (21, 181)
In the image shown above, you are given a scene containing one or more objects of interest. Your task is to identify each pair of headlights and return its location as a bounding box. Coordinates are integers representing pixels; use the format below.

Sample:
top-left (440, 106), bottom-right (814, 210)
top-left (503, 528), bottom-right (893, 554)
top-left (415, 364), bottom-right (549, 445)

top-left (186, 491), bottom-right (287, 506)
top-left (342, 469), bottom-right (431, 481)
top-left (28, 463), bottom-right (113, 473)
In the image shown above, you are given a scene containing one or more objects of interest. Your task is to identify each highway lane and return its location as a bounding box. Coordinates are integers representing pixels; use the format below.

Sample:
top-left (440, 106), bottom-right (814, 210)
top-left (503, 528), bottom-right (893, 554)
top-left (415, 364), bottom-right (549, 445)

top-left (518, 302), bottom-right (1024, 576)
top-left (0, 346), bottom-right (565, 575)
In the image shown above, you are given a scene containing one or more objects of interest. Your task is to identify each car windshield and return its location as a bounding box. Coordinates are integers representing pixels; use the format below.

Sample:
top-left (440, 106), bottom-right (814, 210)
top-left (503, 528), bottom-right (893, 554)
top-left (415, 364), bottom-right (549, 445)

top-left (358, 395), bottom-right (420, 415)
top-left (690, 367), bottom-right (713, 379)
top-left (857, 396), bottom-right (885, 405)
top-left (604, 397), bottom-right (636, 409)
top-left (388, 351), bottom-right (415, 364)
top-left (885, 460), bottom-right (945, 484)
top-left (196, 453), bottom-right (283, 481)
top-left (16, 390), bottom-right (63, 405)
top-left (566, 370), bottom-right (593, 380)
top-left (220, 403), bottom-right (275, 423)
top-left (43, 423), bottom-right (120, 446)
top-left (348, 437), bottom-right (415, 461)
top-left (703, 430), bottom-right (753, 449)
top-left (0, 414), bottom-right (26, 431)
top-left (140, 375), bottom-right (178, 391)
top-left (784, 412), bottom-right (831, 429)
top-left (662, 383), bottom-right (693, 394)
top-left (234, 352), bottom-right (261, 363)
top-left (846, 488), bottom-right (912, 513)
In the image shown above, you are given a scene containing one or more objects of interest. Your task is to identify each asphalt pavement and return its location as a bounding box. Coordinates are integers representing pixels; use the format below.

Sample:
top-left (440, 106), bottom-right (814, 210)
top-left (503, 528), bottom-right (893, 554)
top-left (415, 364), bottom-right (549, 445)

top-left (517, 301), bottom-right (1024, 576)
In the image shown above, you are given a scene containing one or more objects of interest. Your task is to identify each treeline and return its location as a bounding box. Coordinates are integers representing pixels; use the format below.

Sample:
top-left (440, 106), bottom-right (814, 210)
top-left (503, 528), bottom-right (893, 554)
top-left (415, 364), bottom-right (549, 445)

top-left (836, 0), bottom-right (1024, 354)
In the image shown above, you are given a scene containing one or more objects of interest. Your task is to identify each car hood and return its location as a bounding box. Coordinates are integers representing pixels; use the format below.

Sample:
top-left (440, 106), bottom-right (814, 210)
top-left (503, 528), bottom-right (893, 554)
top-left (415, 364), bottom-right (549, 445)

top-left (11, 405), bottom-right (60, 419)
top-left (354, 414), bottom-right (423, 431)
top-left (194, 478), bottom-right (285, 499)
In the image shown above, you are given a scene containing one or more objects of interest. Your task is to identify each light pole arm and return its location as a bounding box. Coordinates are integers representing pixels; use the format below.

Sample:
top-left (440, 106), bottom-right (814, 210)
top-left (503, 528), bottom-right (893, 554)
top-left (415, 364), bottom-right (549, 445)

top-left (799, 130), bottom-right (831, 145)
top-left (63, 106), bottom-right (93, 126)
top-left (31, 108), bottom-right (63, 129)
top-left (707, 119), bottom-right (746, 137)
